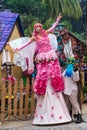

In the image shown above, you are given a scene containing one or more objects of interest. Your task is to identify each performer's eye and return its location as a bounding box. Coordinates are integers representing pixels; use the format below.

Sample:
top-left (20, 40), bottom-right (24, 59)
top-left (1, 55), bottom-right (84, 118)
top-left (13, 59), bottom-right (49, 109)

top-left (36, 25), bottom-right (41, 27)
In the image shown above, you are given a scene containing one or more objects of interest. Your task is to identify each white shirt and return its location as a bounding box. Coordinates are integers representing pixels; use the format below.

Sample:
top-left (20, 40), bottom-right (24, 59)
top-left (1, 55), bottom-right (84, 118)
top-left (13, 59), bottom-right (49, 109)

top-left (62, 70), bottom-right (80, 95)
top-left (64, 39), bottom-right (74, 58)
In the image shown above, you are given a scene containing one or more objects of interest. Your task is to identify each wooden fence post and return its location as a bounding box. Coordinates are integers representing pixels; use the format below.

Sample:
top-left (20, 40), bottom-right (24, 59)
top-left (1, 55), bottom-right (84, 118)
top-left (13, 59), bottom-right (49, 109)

top-left (13, 81), bottom-right (18, 120)
top-left (30, 77), bottom-right (35, 118)
top-left (24, 78), bottom-right (30, 118)
top-left (19, 79), bottom-right (24, 118)
top-left (1, 81), bottom-right (5, 122)
top-left (8, 81), bottom-right (12, 120)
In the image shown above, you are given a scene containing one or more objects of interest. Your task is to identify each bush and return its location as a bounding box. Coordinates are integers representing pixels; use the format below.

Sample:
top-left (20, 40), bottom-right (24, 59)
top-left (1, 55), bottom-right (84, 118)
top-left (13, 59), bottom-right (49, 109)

top-left (82, 86), bottom-right (87, 94)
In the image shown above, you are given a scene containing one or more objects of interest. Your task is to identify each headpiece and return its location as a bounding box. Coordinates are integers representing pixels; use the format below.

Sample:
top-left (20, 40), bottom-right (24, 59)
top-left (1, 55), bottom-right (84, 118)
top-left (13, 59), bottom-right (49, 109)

top-left (65, 57), bottom-right (75, 77)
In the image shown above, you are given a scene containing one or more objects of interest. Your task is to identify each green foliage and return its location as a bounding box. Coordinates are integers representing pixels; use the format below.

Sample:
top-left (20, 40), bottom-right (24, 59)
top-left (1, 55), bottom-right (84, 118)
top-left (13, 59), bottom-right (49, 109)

top-left (82, 86), bottom-right (87, 94)
top-left (84, 52), bottom-right (87, 63)
top-left (21, 14), bottom-right (39, 36)
top-left (42, 0), bottom-right (82, 20)
top-left (43, 18), bottom-right (54, 30)
top-left (22, 75), bottom-right (27, 86)
top-left (72, 32), bottom-right (87, 41)
top-left (61, 20), bottom-right (72, 31)
top-left (2, 0), bottom-right (83, 36)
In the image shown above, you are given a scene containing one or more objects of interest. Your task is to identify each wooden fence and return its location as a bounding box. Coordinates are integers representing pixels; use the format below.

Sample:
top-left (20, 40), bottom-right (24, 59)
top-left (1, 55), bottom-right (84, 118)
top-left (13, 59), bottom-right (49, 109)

top-left (0, 78), bottom-right (35, 123)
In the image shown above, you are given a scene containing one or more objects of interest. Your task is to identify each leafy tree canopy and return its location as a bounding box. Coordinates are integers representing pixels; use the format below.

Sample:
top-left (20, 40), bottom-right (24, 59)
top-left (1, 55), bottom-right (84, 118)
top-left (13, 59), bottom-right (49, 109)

top-left (1, 0), bottom-right (84, 37)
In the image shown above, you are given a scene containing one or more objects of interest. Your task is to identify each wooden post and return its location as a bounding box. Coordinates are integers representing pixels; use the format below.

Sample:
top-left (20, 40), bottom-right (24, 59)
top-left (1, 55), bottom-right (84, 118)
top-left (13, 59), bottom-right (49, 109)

top-left (80, 71), bottom-right (85, 103)
top-left (30, 77), bottom-right (35, 118)
top-left (19, 79), bottom-right (24, 118)
top-left (1, 82), bottom-right (5, 122)
top-left (13, 81), bottom-right (18, 120)
top-left (8, 81), bottom-right (12, 120)
top-left (24, 78), bottom-right (30, 118)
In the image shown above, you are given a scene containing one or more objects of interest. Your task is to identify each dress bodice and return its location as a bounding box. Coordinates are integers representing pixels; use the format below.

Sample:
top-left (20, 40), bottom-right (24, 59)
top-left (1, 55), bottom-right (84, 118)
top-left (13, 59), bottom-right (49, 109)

top-left (36, 36), bottom-right (52, 54)
top-left (35, 35), bottom-right (57, 63)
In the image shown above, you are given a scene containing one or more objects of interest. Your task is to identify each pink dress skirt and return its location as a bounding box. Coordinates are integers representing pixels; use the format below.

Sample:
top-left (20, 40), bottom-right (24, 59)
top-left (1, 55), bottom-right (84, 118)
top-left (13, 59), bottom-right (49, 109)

top-left (32, 79), bottom-right (71, 125)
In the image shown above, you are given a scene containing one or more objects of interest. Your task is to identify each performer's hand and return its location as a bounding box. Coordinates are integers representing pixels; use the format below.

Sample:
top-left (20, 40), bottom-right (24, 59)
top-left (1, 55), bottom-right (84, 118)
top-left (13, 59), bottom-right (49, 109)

top-left (13, 48), bottom-right (19, 53)
top-left (57, 13), bottom-right (63, 19)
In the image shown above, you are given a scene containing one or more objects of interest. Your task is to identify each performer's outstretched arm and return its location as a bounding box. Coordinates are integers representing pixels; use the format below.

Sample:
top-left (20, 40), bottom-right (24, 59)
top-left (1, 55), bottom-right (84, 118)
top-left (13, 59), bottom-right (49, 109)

top-left (18, 36), bottom-right (35, 51)
top-left (46, 13), bottom-right (63, 33)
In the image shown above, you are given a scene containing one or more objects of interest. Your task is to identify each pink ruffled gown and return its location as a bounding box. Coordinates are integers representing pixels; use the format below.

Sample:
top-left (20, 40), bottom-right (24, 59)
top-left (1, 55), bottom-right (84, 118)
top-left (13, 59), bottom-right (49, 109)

top-left (32, 35), bottom-right (71, 125)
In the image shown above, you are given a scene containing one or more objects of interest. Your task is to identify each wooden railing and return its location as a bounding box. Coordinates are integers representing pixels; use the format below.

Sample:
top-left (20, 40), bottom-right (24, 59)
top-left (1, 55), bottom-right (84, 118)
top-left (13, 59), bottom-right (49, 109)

top-left (0, 78), bottom-right (35, 123)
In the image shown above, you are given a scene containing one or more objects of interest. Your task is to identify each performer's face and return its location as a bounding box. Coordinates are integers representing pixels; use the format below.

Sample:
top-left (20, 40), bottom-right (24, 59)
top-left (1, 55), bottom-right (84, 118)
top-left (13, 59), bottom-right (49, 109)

top-left (34, 23), bottom-right (42, 33)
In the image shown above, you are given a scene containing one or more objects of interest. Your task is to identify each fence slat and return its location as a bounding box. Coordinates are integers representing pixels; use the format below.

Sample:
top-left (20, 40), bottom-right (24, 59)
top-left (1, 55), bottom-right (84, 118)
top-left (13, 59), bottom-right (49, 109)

top-left (1, 82), bottom-right (5, 122)
top-left (13, 81), bottom-right (18, 119)
top-left (8, 81), bottom-right (12, 120)
top-left (30, 77), bottom-right (35, 118)
top-left (24, 78), bottom-right (30, 118)
top-left (19, 80), bottom-right (24, 117)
